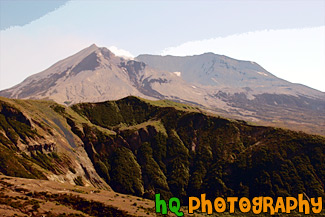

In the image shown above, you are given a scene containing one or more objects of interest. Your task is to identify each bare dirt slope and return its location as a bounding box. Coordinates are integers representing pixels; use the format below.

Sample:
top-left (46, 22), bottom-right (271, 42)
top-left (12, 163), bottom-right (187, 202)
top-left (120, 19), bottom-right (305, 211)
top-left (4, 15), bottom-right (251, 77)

top-left (0, 175), bottom-right (157, 217)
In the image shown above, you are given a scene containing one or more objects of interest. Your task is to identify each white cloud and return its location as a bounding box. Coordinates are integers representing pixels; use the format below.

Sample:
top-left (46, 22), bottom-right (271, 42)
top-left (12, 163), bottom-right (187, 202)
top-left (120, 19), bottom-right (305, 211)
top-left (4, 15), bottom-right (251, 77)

top-left (108, 46), bottom-right (134, 59)
top-left (161, 27), bottom-right (325, 92)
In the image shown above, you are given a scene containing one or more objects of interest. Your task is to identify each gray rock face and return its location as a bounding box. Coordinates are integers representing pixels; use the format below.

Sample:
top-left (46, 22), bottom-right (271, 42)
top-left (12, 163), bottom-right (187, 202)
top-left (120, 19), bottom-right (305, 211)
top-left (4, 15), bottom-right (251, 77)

top-left (1, 44), bottom-right (324, 135)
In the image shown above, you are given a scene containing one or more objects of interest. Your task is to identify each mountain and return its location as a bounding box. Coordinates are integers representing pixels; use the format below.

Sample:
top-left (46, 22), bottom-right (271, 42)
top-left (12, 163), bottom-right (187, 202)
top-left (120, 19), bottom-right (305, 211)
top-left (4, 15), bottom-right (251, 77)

top-left (0, 96), bottom-right (324, 215)
top-left (136, 53), bottom-right (325, 135)
top-left (136, 52), bottom-right (323, 96)
top-left (1, 44), bottom-right (324, 135)
top-left (0, 44), bottom-right (150, 103)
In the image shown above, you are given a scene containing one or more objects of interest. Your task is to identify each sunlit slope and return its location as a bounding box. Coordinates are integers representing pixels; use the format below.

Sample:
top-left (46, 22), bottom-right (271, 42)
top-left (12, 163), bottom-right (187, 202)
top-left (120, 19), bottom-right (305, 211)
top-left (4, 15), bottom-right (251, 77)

top-left (0, 96), bottom-right (324, 209)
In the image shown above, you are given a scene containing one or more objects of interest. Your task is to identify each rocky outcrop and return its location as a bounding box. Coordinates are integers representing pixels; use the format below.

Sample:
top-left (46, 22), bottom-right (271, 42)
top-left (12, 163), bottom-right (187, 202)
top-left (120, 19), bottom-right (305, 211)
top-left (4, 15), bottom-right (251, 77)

top-left (0, 97), bottom-right (109, 189)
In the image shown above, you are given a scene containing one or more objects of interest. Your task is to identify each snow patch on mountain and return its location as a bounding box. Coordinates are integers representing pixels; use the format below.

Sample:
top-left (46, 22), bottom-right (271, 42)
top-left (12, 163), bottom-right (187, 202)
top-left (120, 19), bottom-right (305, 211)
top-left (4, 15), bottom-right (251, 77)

top-left (257, 71), bottom-right (268, 76)
top-left (173, 71), bottom-right (181, 77)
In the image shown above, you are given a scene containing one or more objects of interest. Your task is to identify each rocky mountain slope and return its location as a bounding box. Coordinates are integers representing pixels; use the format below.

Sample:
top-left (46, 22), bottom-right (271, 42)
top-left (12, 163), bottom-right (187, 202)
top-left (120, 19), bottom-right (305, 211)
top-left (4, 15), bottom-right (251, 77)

top-left (136, 53), bottom-right (325, 135)
top-left (0, 97), bottom-right (111, 189)
top-left (0, 44), bottom-right (324, 135)
top-left (0, 96), bottom-right (324, 209)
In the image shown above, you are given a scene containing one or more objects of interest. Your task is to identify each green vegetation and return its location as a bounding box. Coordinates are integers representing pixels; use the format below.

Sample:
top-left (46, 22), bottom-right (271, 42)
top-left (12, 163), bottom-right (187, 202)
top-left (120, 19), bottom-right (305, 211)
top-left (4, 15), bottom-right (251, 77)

top-left (71, 96), bottom-right (157, 127)
top-left (0, 102), bottom-right (36, 144)
top-left (0, 192), bottom-right (42, 214)
top-left (110, 146), bottom-right (144, 196)
top-left (140, 97), bottom-right (201, 112)
top-left (74, 176), bottom-right (85, 186)
top-left (0, 96), bottom-right (324, 214)
top-left (0, 145), bottom-right (46, 179)
top-left (28, 151), bottom-right (63, 174)
top-left (72, 96), bottom-right (325, 204)
top-left (0, 99), bottom-right (75, 181)
top-left (137, 142), bottom-right (170, 199)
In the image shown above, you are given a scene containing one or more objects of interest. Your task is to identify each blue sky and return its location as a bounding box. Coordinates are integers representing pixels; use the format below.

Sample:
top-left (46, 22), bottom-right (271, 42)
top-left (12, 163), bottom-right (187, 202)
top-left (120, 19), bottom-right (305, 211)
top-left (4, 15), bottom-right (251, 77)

top-left (0, 0), bottom-right (324, 91)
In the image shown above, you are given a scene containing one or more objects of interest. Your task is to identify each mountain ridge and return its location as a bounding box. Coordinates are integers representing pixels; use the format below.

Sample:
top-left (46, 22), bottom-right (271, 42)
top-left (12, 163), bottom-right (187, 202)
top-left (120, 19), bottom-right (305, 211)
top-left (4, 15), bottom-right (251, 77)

top-left (136, 52), bottom-right (324, 98)
top-left (0, 96), bottom-right (324, 207)
top-left (1, 44), bottom-right (324, 136)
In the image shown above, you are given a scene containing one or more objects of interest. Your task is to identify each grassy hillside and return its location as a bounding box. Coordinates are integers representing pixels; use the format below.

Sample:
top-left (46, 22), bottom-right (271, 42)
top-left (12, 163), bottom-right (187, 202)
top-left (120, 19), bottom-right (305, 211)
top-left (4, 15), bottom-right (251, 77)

top-left (0, 96), bottom-right (324, 215)
top-left (71, 96), bottom-right (325, 202)
top-left (0, 97), bottom-right (109, 189)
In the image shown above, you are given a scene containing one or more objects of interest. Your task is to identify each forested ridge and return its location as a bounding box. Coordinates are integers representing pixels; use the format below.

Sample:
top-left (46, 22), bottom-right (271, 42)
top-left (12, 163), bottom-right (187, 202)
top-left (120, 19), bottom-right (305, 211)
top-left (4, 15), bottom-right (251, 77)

top-left (0, 96), bottom-right (324, 206)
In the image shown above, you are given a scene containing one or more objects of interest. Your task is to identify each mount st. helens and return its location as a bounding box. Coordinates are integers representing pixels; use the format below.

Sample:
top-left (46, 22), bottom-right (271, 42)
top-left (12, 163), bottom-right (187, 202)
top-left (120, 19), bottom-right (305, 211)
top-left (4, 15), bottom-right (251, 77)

top-left (0, 44), bottom-right (324, 136)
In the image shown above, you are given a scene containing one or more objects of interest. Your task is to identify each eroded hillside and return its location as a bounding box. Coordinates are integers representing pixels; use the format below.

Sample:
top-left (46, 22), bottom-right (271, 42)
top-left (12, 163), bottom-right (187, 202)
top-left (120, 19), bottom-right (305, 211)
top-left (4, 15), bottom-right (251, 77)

top-left (0, 96), bottom-right (324, 214)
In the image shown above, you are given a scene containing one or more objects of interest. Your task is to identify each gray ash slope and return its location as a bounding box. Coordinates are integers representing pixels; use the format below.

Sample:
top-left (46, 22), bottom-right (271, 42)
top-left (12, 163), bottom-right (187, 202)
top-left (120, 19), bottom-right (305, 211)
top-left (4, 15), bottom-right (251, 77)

top-left (1, 44), bottom-right (324, 135)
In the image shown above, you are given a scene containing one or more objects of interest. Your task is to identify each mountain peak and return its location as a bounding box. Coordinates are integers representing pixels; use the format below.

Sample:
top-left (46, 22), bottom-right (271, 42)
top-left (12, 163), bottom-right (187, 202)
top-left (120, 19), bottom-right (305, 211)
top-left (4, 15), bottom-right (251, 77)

top-left (82, 43), bottom-right (101, 54)
top-left (201, 52), bottom-right (216, 56)
top-left (89, 43), bottom-right (98, 48)
top-left (0, 45), bottom-right (324, 135)
top-left (81, 44), bottom-right (116, 60)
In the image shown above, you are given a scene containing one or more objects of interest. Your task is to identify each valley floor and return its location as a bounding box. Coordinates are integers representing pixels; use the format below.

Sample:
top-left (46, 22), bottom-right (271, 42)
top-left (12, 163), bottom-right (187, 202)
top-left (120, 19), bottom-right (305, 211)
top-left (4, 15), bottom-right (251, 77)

top-left (0, 175), bottom-right (323, 217)
top-left (0, 175), bottom-right (155, 217)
